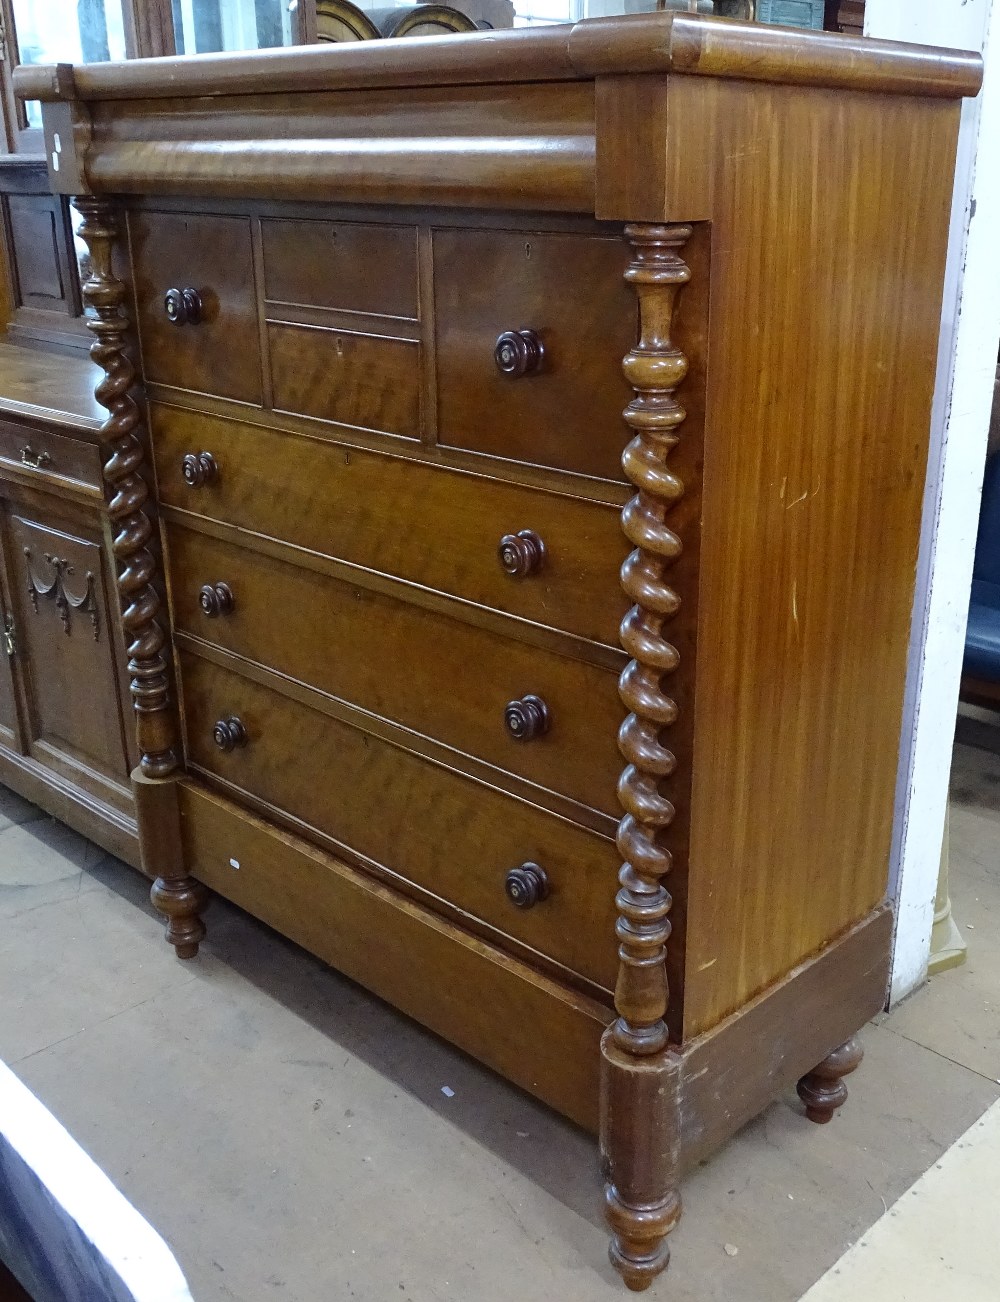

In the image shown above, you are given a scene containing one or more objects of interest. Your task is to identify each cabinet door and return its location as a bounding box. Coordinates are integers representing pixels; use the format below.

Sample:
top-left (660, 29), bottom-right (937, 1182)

top-left (0, 588), bottom-right (20, 747)
top-left (4, 501), bottom-right (133, 805)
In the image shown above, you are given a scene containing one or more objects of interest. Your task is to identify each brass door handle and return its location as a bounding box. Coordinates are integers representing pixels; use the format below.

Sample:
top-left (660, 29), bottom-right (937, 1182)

top-left (19, 446), bottom-right (52, 470)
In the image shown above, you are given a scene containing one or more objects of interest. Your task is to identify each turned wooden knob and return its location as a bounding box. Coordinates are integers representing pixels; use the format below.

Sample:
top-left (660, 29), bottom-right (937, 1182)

top-left (182, 451), bottom-right (218, 488)
top-left (505, 862), bottom-right (549, 909)
top-left (494, 329), bottom-right (543, 378)
top-left (504, 694), bottom-right (550, 741)
top-left (164, 287), bottom-right (203, 326)
top-left (498, 530), bottom-right (545, 578)
top-left (212, 716), bottom-right (247, 752)
top-left (198, 582), bottom-right (234, 618)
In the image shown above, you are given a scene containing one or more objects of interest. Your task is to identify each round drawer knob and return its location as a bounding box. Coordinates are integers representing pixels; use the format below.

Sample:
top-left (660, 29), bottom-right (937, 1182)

top-left (498, 530), bottom-right (546, 579)
top-left (212, 716), bottom-right (247, 752)
top-left (505, 862), bottom-right (549, 909)
top-left (164, 287), bottom-right (203, 326)
top-left (504, 694), bottom-right (550, 741)
top-left (182, 451), bottom-right (218, 488)
top-left (494, 329), bottom-right (543, 378)
top-left (198, 582), bottom-right (234, 618)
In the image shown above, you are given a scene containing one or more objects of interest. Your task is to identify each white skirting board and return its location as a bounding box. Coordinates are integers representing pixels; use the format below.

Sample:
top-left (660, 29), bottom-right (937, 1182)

top-left (864, 0), bottom-right (1000, 1004)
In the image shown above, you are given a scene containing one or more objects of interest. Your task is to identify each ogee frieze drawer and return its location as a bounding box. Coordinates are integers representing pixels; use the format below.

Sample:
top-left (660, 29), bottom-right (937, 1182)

top-left (151, 404), bottom-right (630, 647)
top-left (129, 210), bottom-right (262, 404)
top-left (165, 522), bottom-right (623, 817)
top-left (434, 228), bottom-right (635, 481)
top-left (178, 650), bottom-right (619, 992)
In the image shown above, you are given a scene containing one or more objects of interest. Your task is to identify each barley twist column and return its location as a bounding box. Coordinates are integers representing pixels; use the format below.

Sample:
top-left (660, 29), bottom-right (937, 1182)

top-left (601, 223), bottom-right (692, 1292)
top-left (75, 196), bottom-right (207, 958)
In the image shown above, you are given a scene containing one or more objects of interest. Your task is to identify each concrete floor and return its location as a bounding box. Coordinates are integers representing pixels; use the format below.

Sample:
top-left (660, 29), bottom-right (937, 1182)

top-left (0, 742), bottom-right (997, 1302)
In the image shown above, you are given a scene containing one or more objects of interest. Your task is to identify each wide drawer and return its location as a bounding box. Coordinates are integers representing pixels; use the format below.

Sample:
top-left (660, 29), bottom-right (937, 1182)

top-left (129, 210), bottom-right (262, 404)
top-left (152, 404), bottom-right (629, 647)
top-left (166, 523), bottom-right (623, 817)
top-left (178, 781), bottom-right (610, 1130)
top-left (0, 419), bottom-right (101, 491)
top-left (434, 228), bottom-right (635, 481)
top-left (178, 650), bottom-right (619, 991)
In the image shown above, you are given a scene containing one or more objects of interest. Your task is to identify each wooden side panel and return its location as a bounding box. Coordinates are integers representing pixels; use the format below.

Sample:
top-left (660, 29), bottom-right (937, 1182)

top-left (178, 779), bottom-right (611, 1130)
top-left (679, 81), bottom-right (961, 1036)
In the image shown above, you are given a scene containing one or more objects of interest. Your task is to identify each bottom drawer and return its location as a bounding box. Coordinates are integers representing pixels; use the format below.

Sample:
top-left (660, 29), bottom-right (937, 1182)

top-left (178, 650), bottom-right (620, 992)
top-left (178, 780), bottom-right (610, 1130)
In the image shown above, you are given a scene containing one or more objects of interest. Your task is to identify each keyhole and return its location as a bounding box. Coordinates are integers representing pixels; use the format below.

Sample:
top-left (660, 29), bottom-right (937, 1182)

top-left (525, 241), bottom-right (532, 260)
top-left (336, 338), bottom-right (345, 357)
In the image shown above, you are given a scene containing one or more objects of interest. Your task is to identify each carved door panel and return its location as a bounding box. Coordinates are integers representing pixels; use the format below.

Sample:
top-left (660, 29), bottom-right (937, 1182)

top-left (5, 503), bottom-right (132, 802)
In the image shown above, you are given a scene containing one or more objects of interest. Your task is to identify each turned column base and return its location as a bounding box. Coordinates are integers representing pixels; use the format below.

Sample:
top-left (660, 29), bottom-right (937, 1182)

top-left (797, 1035), bottom-right (864, 1124)
top-left (605, 1184), bottom-right (681, 1292)
top-left (600, 1029), bottom-right (683, 1292)
top-left (134, 769), bottom-right (209, 959)
top-left (150, 875), bottom-right (209, 959)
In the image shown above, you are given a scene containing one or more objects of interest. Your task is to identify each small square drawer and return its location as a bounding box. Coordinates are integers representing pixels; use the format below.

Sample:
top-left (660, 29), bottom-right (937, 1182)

top-left (129, 210), bottom-right (262, 405)
top-left (261, 218), bottom-right (418, 319)
top-left (434, 228), bottom-right (635, 481)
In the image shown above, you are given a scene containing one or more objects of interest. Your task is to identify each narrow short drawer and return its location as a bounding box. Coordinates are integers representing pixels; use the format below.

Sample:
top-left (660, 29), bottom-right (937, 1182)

top-left (0, 419), bottom-right (101, 491)
top-left (178, 650), bottom-right (619, 992)
top-left (268, 321), bottom-right (421, 437)
top-left (261, 218), bottom-right (418, 319)
top-left (151, 404), bottom-right (629, 648)
top-left (166, 523), bottom-right (623, 817)
top-left (178, 780), bottom-right (609, 1130)
top-left (434, 228), bottom-right (635, 481)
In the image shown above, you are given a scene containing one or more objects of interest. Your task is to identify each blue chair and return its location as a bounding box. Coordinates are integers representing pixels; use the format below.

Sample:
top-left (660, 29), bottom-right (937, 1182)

top-left (963, 451), bottom-right (1000, 701)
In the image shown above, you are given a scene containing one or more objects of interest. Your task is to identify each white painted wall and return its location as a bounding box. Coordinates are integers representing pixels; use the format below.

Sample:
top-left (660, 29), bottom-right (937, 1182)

top-left (864, 0), bottom-right (1000, 1003)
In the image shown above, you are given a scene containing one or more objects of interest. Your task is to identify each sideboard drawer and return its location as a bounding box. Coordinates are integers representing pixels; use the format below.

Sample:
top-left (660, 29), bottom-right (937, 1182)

top-left (152, 405), bottom-right (629, 647)
top-left (178, 650), bottom-right (619, 991)
top-left (0, 420), bottom-right (101, 491)
top-left (261, 218), bottom-right (419, 319)
top-left (166, 523), bottom-right (623, 816)
top-left (130, 210), bottom-right (262, 405)
top-left (434, 228), bottom-right (635, 481)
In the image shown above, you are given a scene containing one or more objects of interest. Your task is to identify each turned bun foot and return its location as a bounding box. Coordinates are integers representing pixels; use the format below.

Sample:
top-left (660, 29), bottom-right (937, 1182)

top-left (797, 1035), bottom-right (864, 1124)
top-left (150, 875), bottom-right (209, 959)
top-left (605, 1185), bottom-right (680, 1292)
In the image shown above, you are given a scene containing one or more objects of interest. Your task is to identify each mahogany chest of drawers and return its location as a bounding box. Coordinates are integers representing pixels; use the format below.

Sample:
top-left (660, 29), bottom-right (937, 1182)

top-left (16, 14), bottom-right (980, 1290)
